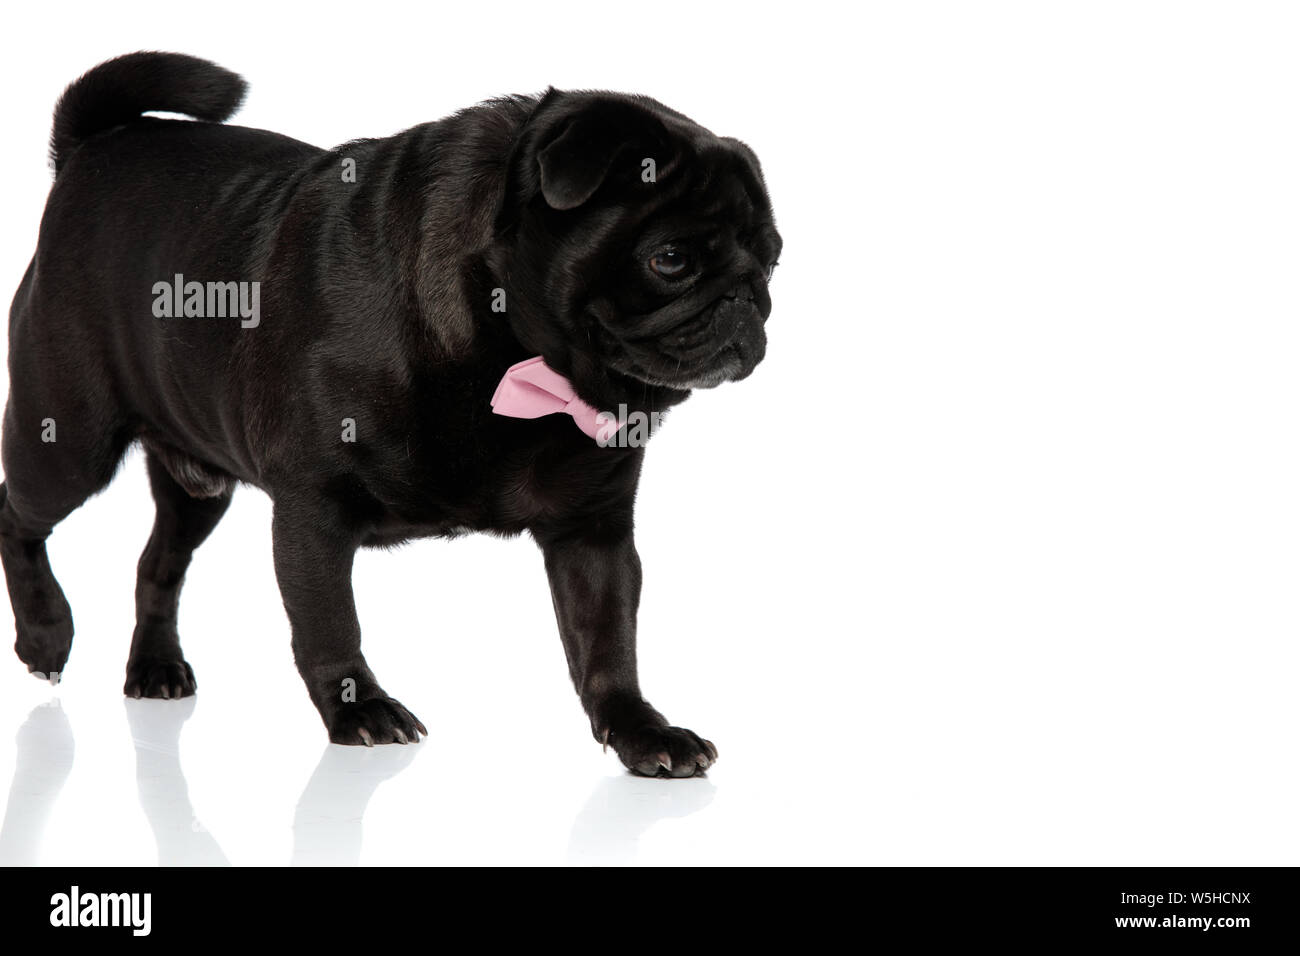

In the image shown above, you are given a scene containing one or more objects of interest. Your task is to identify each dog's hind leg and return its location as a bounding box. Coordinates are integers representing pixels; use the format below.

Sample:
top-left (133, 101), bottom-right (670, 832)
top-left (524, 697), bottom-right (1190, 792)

top-left (124, 451), bottom-right (232, 699)
top-left (0, 481), bottom-right (73, 682)
top-left (0, 398), bottom-right (130, 683)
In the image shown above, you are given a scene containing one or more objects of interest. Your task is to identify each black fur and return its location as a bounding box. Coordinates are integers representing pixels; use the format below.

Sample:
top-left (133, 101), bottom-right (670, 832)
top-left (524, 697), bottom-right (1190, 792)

top-left (1, 53), bottom-right (780, 776)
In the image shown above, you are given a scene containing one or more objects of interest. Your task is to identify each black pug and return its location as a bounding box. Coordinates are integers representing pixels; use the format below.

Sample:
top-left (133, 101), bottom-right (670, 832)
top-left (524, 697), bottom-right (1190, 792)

top-left (0, 52), bottom-right (780, 777)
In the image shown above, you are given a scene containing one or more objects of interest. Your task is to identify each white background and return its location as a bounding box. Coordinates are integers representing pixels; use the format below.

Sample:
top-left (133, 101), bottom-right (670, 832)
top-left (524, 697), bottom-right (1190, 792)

top-left (0, 1), bottom-right (1296, 866)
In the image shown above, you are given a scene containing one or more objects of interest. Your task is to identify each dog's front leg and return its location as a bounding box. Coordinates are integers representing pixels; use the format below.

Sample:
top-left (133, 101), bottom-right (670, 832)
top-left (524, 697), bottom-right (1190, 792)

top-left (536, 521), bottom-right (716, 777)
top-left (272, 501), bottom-right (426, 745)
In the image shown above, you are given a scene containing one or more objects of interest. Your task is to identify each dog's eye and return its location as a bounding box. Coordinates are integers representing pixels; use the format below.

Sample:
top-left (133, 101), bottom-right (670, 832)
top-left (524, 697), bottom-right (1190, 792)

top-left (649, 249), bottom-right (691, 279)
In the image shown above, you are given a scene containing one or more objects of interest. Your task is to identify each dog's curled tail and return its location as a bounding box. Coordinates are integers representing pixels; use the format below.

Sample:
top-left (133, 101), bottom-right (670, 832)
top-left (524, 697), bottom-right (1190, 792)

top-left (50, 52), bottom-right (247, 173)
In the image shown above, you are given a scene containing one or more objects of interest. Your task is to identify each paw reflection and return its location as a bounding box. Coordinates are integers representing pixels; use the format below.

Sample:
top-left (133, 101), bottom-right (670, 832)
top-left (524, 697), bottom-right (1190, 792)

top-left (567, 773), bottom-right (716, 865)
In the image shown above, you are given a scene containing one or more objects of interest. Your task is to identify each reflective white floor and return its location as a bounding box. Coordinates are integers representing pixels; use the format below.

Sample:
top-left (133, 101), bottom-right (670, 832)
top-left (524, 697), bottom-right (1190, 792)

top-left (0, 446), bottom-right (1297, 866)
top-left (0, 457), bottom-right (881, 867)
top-left (0, 696), bottom-right (742, 866)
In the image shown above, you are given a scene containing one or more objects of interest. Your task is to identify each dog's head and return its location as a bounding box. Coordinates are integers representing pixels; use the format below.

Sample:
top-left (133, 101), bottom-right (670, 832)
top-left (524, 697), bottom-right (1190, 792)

top-left (493, 89), bottom-right (781, 399)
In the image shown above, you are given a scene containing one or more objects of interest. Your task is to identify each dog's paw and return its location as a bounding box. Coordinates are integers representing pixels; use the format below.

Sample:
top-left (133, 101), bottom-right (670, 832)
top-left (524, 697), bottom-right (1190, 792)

top-left (607, 725), bottom-right (717, 778)
top-left (15, 622), bottom-right (74, 683)
top-left (124, 656), bottom-right (196, 699)
top-left (328, 698), bottom-right (428, 746)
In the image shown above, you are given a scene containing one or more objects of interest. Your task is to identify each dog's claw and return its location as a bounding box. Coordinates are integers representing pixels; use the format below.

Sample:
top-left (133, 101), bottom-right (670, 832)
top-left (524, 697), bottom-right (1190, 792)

top-left (327, 698), bottom-right (423, 746)
top-left (608, 726), bottom-right (716, 778)
top-left (601, 728), bottom-right (610, 753)
top-left (123, 657), bottom-right (196, 700)
top-left (415, 720), bottom-right (428, 737)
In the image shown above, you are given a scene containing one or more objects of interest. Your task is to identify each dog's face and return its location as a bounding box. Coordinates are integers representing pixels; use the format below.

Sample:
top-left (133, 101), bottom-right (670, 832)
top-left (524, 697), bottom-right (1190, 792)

top-left (495, 91), bottom-right (782, 394)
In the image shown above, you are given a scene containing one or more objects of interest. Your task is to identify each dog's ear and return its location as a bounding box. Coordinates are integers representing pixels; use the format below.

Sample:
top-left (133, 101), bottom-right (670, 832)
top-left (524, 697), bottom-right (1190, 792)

top-left (497, 91), bottom-right (678, 230)
top-left (537, 99), bottom-right (670, 210)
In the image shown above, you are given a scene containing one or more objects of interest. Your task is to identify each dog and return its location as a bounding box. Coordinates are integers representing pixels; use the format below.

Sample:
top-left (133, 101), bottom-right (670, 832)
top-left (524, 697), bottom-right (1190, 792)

top-left (0, 52), bottom-right (781, 777)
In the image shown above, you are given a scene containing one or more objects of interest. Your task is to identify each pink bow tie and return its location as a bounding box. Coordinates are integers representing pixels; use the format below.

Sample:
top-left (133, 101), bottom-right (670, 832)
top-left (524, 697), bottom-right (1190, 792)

top-left (491, 356), bottom-right (608, 441)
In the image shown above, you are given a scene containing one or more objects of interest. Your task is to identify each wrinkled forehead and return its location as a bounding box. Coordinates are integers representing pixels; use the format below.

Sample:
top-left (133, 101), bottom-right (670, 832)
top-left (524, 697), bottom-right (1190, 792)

top-left (688, 141), bottom-right (771, 216)
top-left (643, 104), bottom-right (771, 207)
top-left (649, 138), bottom-right (779, 261)
top-left (552, 105), bottom-right (779, 258)
top-left (632, 132), bottom-right (770, 235)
